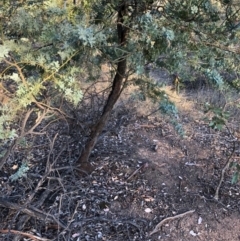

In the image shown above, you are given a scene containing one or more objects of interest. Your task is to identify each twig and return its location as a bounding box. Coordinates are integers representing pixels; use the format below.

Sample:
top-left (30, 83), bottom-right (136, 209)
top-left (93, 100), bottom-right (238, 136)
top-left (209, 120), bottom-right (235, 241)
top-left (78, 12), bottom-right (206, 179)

top-left (214, 153), bottom-right (234, 200)
top-left (0, 229), bottom-right (51, 241)
top-left (214, 126), bottom-right (236, 200)
top-left (66, 201), bottom-right (80, 229)
top-left (134, 124), bottom-right (161, 129)
top-left (41, 117), bottom-right (63, 132)
top-left (3, 58), bottom-right (28, 87)
top-left (21, 107), bottom-right (46, 134)
top-left (25, 109), bottom-right (49, 135)
top-left (24, 133), bottom-right (59, 205)
top-left (13, 184), bottom-right (54, 241)
top-left (45, 133), bottom-right (59, 173)
top-left (35, 100), bottom-right (73, 119)
top-left (1, 108), bottom-right (48, 170)
top-left (126, 162), bottom-right (149, 181)
top-left (20, 109), bottom-right (34, 136)
top-left (12, 134), bottom-right (68, 229)
top-left (149, 209), bottom-right (195, 236)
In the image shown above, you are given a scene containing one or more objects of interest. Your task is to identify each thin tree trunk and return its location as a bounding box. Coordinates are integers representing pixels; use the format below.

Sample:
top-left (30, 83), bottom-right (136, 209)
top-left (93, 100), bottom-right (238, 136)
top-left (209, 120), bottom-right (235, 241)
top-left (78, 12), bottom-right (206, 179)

top-left (77, 3), bottom-right (128, 164)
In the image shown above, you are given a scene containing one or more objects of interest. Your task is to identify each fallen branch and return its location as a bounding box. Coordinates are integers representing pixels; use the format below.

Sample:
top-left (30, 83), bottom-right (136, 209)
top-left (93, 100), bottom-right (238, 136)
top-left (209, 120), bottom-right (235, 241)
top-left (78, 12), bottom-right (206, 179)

top-left (214, 126), bottom-right (236, 200)
top-left (149, 209), bottom-right (195, 236)
top-left (0, 197), bottom-right (66, 229)
top-left (13, 185), bottom-right (54, 241)
top-left (0, 229), bottom-right (51, 241)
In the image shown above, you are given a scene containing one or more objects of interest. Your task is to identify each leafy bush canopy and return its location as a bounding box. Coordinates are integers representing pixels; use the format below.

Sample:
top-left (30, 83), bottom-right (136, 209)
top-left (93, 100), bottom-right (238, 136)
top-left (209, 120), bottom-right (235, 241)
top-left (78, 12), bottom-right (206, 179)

top-left (0, 0), bottom-right (239, 141)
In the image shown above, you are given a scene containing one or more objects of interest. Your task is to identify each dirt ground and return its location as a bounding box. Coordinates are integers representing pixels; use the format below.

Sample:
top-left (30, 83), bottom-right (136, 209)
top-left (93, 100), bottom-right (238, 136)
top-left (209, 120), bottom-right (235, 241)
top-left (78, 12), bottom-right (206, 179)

top-left (0, 70), bottom-right (240, 241)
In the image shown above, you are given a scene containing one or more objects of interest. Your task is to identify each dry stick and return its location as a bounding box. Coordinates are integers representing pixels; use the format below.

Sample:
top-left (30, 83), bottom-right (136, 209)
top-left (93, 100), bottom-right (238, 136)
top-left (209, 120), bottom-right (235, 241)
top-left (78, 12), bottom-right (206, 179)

top-left (0, 110), bottom-right (36, 170)
top-left (41, 117), bottom-right (63, 132)
top-left (0, 197), bottom-right (66, 229)
top-left (18, 134), bottom-right (67, 229)
top-left (0, 108), bottom-right (48, 170)
top-left (3, 109), bottom-right (49, 168)
top-left (126, 162), bottom-right (149, 181)
top-left (20, 108), bottom-right (47, 139)
top-left (25, 109), bottom-right (49, 135)
top-left (20, 109), bottom-right (34, 136)
top-left (45, 133), bottom-right (59, 173)
top-left (149, 210), bottom-right (195, 236)
top-left (35, 100), bottom-right (73, 119)
top-left (25, 134), bottom-right (58, 204)
top-left (13, 184), bottom-right (54, 241)
top-left (0, 108), bottom-right (33, 170)
top-left (3, 58), bottom-right (28, 87)
top-left (214, 126), bottom-right (236, 200)
top-left (0, 229), bottom-right (51, 241)
top-left (67, 201), bottom-right (80, 229)
top-left (64, 200), bottom-right (81, 241)
top-left (214, 153), bottom-right (234, 200)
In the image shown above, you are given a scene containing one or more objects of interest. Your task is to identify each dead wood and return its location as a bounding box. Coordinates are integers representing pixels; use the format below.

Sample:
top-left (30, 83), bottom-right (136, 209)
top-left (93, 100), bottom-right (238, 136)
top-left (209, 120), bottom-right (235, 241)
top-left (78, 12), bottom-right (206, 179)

top-left (149, 209), bottom-right (195, 236)
top-left (0, 197), bottom-right (66, 229)
top-left (0, 229), bottom-right (51, 241)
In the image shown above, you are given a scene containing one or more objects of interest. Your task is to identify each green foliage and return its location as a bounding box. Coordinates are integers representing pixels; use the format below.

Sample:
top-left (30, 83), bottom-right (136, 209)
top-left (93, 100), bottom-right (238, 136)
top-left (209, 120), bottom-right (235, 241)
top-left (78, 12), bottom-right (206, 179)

top-left (159, 99), bottom-right (178, 117)
top-left (0, 0), bottom-right (239, 147)
top-left (130, 91), bottom-right (146, 101)
top-left (231, 78), bottom-right (240, 91)
top-left (159, 98), bottom-right (185, 137)
top-left (9, 162), bottom-right (30, 182)
top-left (0, 103), bottom-right (19, 141)
top-left (205, 69), bottom-right (224, 89)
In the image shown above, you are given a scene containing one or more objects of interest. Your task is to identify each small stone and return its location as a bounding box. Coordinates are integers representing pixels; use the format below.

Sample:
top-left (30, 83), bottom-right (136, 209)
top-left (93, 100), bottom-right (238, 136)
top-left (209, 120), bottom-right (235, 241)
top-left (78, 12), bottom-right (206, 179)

top-left (145, 208), bottom-right (152, 213)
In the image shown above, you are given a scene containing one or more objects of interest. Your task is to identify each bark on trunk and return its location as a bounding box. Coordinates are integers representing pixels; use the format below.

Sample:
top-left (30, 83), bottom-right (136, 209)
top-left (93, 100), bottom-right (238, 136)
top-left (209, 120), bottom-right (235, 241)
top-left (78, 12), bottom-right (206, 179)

top-left (77, 3), bottom-right (128, 164)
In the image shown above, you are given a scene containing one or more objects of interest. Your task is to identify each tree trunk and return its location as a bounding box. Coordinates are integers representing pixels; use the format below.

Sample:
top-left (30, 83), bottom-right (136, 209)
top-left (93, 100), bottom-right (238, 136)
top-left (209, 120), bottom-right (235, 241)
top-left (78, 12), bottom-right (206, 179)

top-left (77, 3), bottom-right (128, 164)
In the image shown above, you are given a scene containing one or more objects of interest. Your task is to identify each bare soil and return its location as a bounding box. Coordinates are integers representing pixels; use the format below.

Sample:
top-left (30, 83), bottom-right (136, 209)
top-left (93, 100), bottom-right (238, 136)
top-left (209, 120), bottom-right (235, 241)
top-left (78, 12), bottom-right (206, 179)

top-left (0, 72), bottom-right (240, 241)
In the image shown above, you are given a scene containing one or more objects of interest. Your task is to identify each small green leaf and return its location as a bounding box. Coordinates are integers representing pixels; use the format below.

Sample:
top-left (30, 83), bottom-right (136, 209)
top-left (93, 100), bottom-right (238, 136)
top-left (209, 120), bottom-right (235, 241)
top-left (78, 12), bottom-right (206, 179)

top-left (215, 124), bottom-right (223, 130)
top-left (231, 172), bottom-right (239, 184)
